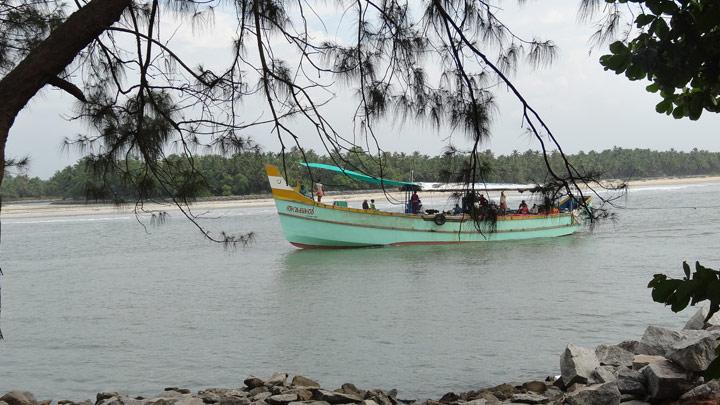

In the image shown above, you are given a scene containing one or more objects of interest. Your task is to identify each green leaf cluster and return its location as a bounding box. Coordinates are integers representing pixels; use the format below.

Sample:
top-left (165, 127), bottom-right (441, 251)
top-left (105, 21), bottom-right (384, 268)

top-left (599, 0), bottom-right (720, 120)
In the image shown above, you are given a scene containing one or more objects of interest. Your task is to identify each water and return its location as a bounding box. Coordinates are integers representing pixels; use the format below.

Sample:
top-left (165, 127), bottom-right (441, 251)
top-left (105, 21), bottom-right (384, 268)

top-left (1, 183), bottom-right (720, 400)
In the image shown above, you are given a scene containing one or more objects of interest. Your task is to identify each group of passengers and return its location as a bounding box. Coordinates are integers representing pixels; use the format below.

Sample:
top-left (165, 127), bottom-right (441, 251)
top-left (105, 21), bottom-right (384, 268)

top-left (362, 199), bottom-right (377, 210)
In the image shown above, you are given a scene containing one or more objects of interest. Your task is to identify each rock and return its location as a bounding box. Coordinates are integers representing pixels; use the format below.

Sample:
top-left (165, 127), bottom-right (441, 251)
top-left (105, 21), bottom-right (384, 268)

top-left (267, 374), bottom-right (289, 387)
top-left (289, 391), bottom-right (312, 402)
top-left (566, 382), bottom-right (621, 405)
top-left (463, 401), bottom-right (487, 405)
top-left (637, 325), bottom-right (683, 355)
top-left (522, 381), bottom-right (547, 394)
top-left (641, 358), bottom-right (693, 400)
top-left (668, 333), bottom-right (720, 372)
top-left (36, 401), bottom-right (50, 405)
top-left (486, 384), bottom-right (515, 401)
top-left (218, 398), bottom-right (251, 405)
top-left (509, 392), bottom-right (548, 404)
top-left (617, 341), bottom-right (641, 355)
top-left (615, 368), bottom-right (646, 397)
top-left (287, 402), bottom-right (330, 405)
top-left (269, 387), bottom-right (288, 396)
top-left (338, 385), bottom-right (363, 399)
top-left (249, 388), bottom-right (269, 397)
top-left (438, 393), bottom-right (458, 404)
top-left (595, 344), bottom-right (634, 368)
top-left (560, 344), bottom-right (601, 386)
top-left (174, 398), bottom-right (204, 405)
top-left (1, 392), bottom-right (37, 405)
top-left (245, 378), bottom-right (266, 389)
top-left (679, 379), bottom-right (720, 400)
top-left (360, 401), bottom-right (378, 405)
top-left (253, 393), bottom-right (272, 402)
top-left (591, 366), bottom-right (617, 383)
top-left (684, 306), bottom-right (720, 330)
top-left (618, 401), bottom-right (650, 405)
top-left (312, 390), bottom-right (361, 404)
top-left (637, 325), bottom-right (718, 358)
top-left (631, 354), bottom-right (665, 370)
top-left (267, 394), bottom-right (298, 405)
top-left (291, 377), bottom-right (320, 388)
top-left (96, 393), bottom-right (119, 405)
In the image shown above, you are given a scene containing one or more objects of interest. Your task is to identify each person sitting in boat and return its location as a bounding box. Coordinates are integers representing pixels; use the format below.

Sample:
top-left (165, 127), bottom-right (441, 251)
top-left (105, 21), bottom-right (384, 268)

top-left (452, 203), bottom-right (462, 215)
top-left (410, 191), bottom-right (422, 214)
top-left (530, 204), bottom-right (539, 214)
top-left (362, 200), bottom-right (369, 210)
top-left (300, 184), bottom-right (308, 197)
top-left (518, 200), bottom-right (529, 215)
top-left (479, 194), bottom-right (488, 206)
top-left (314, 182), bottom-right (324, 202)
top-left (369, 199), bottom-right (376, 210)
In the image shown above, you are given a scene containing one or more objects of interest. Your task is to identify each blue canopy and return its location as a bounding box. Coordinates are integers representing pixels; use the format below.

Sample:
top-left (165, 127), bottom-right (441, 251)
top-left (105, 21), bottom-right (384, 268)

top-left (299, 162), bottom-right (419, 188)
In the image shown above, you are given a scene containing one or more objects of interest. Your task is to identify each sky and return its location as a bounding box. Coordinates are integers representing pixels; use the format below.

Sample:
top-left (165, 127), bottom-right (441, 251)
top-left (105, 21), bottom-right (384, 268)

top-left (6, 0), bottom-right (720, 179)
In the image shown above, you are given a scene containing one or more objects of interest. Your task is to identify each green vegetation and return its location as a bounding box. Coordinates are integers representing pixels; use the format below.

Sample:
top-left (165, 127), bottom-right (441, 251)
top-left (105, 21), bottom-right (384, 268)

top-left (596, 0), bottom-right (720, 120)
top-left (3, 147), bottom-right (720, 201)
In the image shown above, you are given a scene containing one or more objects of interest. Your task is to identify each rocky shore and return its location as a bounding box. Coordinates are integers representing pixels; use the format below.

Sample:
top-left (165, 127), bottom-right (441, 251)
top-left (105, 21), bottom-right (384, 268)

top-left (4, 308), bottom-right (720, 405)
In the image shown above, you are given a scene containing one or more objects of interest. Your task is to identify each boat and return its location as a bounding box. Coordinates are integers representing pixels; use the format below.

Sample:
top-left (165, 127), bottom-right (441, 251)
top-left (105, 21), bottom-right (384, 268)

top-left (266, 163), bottom-right (585, 248)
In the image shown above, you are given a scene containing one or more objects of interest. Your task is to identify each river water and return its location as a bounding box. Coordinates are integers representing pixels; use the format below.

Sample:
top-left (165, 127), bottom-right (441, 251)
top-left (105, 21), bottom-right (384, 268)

top-left (1, 183), bottom-right (719, 400)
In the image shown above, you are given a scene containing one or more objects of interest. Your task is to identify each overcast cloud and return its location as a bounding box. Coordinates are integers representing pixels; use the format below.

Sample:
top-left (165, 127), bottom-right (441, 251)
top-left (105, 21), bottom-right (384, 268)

top-left (6, 0), bottom-right (720, 179)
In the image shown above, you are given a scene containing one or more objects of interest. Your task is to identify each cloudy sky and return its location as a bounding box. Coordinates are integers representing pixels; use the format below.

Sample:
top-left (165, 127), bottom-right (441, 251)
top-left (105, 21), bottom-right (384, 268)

top-left (6, 0), bottom-right (720, 179)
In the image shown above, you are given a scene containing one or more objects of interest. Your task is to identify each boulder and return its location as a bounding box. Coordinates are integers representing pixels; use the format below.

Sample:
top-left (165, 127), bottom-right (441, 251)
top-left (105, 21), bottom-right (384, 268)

top-left (174, 398), bottom-right (204, 405)
top-left (1, 392), bottom-right (37, 405)
top-left (291, 377), bottom-right (320, 389)
top-left (485, 384), bottom-right (514, 401)
top-left (509, 392), bottom-right (548, 404)
top-left (96, 393), bottom-right (120, 405)
top-left (522, 381), bottom-right (547, 394)
top-left (566, 382), bottom-right (621, 405)
top-left (617, 341), bottom-right (641, 355)
top-left (217, 398), bottom-right (251, 405)
top-left (266, 394), bottom-right (298, 405)
top-left (437, 393), bottom-right (458, 404)
top-left (249, 389), bottom-right (269, 397)
top-left (360, 401), bottom-right (378, 405)
top-left (245, 378), bottom-right (266, 389)
top-left (253, 393), bottom-right (272, 402)
top-left (338, 385), bottom-right (363, 399)
top-left (312, 390), bottom-right (361, 404)
top-left (615, 368), bottom-right (646, 397)
top-left (560, 344), bottom-right (601, 386)
top-left (595, 344), bottom-right (634, 367)
top-left (289, 391), bottom-right (312, 402)
top-left (679, 379), bottom-right (720, 400)
top-left (591, 366), bottom-right (617, 383)
top-left (267, 374), bottom-right (289, 387)
top-left (631, 354), bottom-right (665, 370)
top-left (637, 325), bottom-right (684, 355)
top-left (668, 333), bottom-right (720, 372)
top-left (287, 402), bottom-right (330, 405)
top-left (641, 358), bottom-right (693, 400)
top-left (684, 306), bottom-right (720, 330)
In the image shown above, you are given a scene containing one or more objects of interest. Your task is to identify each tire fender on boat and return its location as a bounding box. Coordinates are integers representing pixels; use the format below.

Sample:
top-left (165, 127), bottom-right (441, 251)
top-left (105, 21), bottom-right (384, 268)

top-left (433, 213), bottom-right (447, 226)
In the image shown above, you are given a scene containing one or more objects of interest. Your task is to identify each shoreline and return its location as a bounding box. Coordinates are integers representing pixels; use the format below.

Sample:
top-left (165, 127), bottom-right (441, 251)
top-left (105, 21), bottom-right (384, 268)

top-left (1, 175), bottom-right (719, 219)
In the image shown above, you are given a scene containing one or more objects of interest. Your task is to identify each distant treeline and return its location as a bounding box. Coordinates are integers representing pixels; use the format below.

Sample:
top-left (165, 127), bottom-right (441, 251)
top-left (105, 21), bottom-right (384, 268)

top-left (3, 147), bottom-right (720, 200)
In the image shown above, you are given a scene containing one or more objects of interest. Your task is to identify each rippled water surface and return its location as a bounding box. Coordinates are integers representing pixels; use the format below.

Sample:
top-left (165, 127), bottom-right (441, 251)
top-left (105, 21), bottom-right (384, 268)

top-left (2, 183), bottom-right (720, 400)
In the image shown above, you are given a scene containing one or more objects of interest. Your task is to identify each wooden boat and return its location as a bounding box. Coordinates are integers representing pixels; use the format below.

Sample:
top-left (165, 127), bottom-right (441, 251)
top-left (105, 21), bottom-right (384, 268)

top-left (266, 164), bottom-right (583, 248)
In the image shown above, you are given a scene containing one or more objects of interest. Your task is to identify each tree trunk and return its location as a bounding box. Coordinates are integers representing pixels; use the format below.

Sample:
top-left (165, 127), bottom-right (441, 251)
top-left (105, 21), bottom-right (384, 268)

top-left (0, 0), bottom-right (132, 186)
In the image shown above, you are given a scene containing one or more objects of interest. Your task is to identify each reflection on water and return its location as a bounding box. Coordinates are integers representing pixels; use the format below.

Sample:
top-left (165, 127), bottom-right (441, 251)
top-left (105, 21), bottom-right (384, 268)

top-left (1, 184), bottom-right (720, 400)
